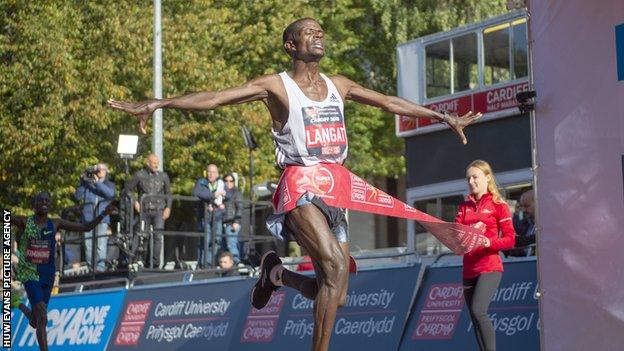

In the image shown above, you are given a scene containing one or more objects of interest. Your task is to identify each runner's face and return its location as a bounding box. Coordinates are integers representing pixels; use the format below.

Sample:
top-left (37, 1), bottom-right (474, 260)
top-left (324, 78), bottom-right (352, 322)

top-left (33, 194), bottom-right (51, 215)
top-left (296, 21), bottom-right (325, 59)
top-left (466, 167), bottom-right (489, 198)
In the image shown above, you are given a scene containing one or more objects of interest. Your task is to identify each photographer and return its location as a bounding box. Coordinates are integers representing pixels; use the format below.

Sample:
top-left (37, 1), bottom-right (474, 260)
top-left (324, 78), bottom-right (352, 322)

top-left (74, 163), bottom-right (115, 272)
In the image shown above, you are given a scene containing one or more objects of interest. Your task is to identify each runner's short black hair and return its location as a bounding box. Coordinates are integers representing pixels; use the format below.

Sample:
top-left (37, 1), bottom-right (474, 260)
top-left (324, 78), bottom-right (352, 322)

top-left (282, 17), bottom-right (319, 45)
top-left (31, 191), bottom-right (51, 206)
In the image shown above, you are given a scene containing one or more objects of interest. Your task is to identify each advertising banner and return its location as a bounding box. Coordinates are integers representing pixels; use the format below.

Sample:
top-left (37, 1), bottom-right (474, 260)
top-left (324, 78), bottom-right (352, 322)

top-left (396, 80), bottom-right (529, 135)
top-left (399, 260), bottom-right (538, 351)
top-left (10, 288), bottom-right (126, 350)
top-left (235, 264), bottom-right (421, 351)
top-left (107, 278), bottom-right (255, 351)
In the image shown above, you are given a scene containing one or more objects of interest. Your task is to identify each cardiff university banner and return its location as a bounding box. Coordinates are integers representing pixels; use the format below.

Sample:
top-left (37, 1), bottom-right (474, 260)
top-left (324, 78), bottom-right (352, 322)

top-left (235, 265), bottom-right (421, 351)
top-left (107, 278), bottom-right (255, 351)
top-left (106, 266), bottom-right (421, 351)
top-left (273, 163), bottom-right (486, 255)
top-left (399, 259), bottom-right (539, 351)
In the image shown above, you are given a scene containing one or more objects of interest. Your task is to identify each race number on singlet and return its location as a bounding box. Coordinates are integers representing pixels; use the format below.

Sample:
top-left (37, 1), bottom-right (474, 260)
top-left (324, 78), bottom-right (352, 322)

top-left (26, 239), bottom-right (50, 264)
top-left (302, 106), bottom-right (347, 157)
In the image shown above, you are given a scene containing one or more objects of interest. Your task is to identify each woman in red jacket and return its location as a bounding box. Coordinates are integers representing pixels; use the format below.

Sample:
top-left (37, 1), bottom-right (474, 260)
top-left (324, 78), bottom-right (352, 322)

top-left (455, 160), bottom-right (516, 351)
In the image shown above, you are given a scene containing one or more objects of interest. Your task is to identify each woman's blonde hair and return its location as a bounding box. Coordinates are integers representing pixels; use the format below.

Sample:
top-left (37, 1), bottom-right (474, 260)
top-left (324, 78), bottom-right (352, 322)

top-left (467, 160), bottom-right (504, 204)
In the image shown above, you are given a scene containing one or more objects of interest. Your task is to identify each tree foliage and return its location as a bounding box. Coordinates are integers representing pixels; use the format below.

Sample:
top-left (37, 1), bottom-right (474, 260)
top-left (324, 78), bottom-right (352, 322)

top-left (0, 0), bottom-right (508, 214)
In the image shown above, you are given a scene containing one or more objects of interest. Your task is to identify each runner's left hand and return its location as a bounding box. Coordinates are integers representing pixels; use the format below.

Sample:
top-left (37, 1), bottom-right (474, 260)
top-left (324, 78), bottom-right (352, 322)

top-left (443, 111), bottom-right (482, 144)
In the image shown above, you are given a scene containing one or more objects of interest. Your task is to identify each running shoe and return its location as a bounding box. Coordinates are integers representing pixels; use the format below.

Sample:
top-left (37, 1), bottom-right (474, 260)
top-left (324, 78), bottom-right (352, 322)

top-left (251, 251), bottom-right (282, 309)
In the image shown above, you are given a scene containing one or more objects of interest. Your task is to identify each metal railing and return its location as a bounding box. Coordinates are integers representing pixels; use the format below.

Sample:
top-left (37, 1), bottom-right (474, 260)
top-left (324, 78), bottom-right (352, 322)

top-left (58, 277), bottom-right (130, 293)
top-left (135, 193), bottom-right (275, 269)
top-left (55, 191), bottom-right (275, 279)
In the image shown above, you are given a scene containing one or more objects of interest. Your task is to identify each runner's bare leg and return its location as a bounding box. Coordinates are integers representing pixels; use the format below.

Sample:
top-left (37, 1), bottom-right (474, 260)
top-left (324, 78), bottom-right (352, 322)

top-left (281, 243), bottom-right (350, 303)
top-left (285, 204), bottom-right (348, 351)
top-left (33, 302), bottom-right (48, 351)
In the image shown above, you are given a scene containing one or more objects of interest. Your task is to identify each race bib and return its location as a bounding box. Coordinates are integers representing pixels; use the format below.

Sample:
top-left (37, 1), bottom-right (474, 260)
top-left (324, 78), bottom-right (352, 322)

top-left (302, 106), bottom-right (347, 157)
top-left (26, 239), bottom-right (50, 264)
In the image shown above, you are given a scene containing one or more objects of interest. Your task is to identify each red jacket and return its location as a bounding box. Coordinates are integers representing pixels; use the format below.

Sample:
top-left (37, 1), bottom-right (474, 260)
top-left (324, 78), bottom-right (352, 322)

top-left (455, 192), bottom-right (516, 279)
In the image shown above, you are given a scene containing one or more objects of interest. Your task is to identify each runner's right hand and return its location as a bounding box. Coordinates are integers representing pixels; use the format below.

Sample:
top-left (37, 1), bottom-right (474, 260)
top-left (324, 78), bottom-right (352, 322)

top-left (107, 99), bottom-right (162, 134)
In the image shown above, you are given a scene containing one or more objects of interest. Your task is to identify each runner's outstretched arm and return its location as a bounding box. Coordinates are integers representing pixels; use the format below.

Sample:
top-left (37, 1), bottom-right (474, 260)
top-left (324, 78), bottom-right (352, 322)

top-left (331, 75), bottom-right (482, 144)
top-left (55, 204), bottom-right (117, 232)
top-left (107, 75), bottom-right (275, 133)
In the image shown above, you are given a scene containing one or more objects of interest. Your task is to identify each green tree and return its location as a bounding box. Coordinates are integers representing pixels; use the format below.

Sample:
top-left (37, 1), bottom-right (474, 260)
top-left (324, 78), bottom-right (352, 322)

top-left (0, 0), bottom-right (508, 214)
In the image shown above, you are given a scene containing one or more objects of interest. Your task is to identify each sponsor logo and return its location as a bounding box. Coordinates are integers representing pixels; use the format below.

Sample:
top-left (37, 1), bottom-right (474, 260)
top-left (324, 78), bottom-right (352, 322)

top-left (404, 204), bottom-right (418, 212)
top-left (241, 291), bottom-right (286, 343)
top-left (412, 284), bottom-right (464, 340)
top-left (303, 106), bottom-right (318, 118)
top-left (350, 179), bottom-right (394, 208)
top-left (19, 305), bottom-right (113, 348)
top-left (114, 300), bottom-right (152, 346)
top-left (312, 167), bottom-right (335, 195)
top-left (282, 182), bottom-right (291, 207)
top-left (295, 166), bottom-right (336, 196)
top-left (329, 93), bottom-right (339, 102)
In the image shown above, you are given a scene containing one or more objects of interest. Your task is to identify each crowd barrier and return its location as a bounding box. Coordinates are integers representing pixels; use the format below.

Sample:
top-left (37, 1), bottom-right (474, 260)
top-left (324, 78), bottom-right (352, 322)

top-left (399, 258), bottom-right (539, 350)
top-left (6, 258), bottom-right (538, 350)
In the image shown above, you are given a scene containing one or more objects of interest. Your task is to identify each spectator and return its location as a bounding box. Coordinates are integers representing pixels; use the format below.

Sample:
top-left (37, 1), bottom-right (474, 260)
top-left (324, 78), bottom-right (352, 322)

top-left (217, 251), bottom-right (239, 277)
top-left (506, 189), bottom-right (536, 257)
top-left (222, 173), bottom-right (243, 264)
top-left (125, 154), bottom-right (172, 268)
top-left (193, 164), bottom-right (225, 268)
top-left (74, 163), bottom-right (115, 272)
top-left (455, 160), bottom-right (516, 351)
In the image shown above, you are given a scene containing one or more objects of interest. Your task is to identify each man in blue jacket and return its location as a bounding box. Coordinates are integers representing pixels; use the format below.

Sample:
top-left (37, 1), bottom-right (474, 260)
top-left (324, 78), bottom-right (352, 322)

top-left (192, 164), bottom-right (225, 268)
top-left (74, 163), bottom-right (115, 272)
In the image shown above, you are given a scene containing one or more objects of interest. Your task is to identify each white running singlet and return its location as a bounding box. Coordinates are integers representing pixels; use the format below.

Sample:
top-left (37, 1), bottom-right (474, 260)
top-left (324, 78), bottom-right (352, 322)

top-left (272, 72), bottom-right (348, 168)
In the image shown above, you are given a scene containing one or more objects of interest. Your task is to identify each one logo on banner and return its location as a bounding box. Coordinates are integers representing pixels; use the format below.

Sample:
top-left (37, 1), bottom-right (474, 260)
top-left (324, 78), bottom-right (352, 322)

top-left (17, 298), bottom-right (121, 349)
top-left (282, 181), bottom-right (292, 208)
top-left (412, 284), bottom-right (464, 340)
top-left (474, 82), bottom-right (529, 113)
top-left (404, 204), bottom-right (418, 213)
top-left (294, 167), bottom-right (336, 199)
top-left (349, 173), bottom-right (394, 208)
top-left (241, 291), bottom-right (287, 343)
top-left (399, 115), bottom-right (418, 131)
top-left (114, 300), bottom-right (152, 346)
top-left (312, 167), bottom-right (335, 195)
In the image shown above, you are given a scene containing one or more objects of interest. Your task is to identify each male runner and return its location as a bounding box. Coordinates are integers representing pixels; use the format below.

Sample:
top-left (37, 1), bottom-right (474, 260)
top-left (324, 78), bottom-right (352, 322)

top-left (108, 18), bottom-right (480, 351)
top-left (12, 192), bottom-right (116, 351)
